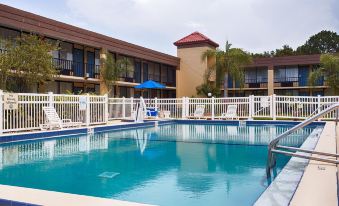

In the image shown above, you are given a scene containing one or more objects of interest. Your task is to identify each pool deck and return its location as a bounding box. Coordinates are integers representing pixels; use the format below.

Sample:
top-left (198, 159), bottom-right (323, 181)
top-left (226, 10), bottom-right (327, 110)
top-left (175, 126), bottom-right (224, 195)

top-left (255, 121), bottom-right (338, 206)
top-left (289, 122), bottom-right (338, 206)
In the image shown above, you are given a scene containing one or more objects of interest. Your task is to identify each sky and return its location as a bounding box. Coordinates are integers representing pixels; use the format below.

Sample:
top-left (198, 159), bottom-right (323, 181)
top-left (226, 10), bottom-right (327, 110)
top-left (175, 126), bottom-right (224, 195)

top-left (1, 0), bottom-right (338, 56)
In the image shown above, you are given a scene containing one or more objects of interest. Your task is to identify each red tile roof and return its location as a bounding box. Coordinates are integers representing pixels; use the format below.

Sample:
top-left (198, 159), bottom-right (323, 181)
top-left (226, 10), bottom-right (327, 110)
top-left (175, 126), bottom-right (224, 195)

top-left (174, 32), bottom-right (219, 47)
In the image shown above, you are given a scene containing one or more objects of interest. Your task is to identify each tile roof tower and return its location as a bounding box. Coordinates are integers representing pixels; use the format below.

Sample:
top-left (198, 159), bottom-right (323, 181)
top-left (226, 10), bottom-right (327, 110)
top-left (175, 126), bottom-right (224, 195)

top-left (174, 32), bottom-right (219, 97)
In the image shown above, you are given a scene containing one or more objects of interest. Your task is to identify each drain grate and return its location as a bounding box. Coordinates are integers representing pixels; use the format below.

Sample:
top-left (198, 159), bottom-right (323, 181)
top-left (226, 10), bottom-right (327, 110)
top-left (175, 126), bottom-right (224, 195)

top-left (98, 172), bottom-right (120, 179)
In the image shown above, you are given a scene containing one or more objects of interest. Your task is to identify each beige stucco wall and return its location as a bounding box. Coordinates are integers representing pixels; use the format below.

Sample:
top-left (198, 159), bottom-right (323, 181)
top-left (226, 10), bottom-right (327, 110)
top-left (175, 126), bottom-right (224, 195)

top-left (176, 45), bottom-right (215, 97)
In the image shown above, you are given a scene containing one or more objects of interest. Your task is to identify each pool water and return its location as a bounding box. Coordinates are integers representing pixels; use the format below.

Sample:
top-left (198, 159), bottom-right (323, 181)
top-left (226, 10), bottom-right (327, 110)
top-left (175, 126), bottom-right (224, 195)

top-left (0, 123), bottom-right (319, 206)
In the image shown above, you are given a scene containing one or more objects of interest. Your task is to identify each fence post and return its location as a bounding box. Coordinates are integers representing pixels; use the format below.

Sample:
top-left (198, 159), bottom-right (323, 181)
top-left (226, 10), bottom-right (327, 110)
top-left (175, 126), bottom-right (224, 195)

top-left (122, 97), bottom-right (126, 119)
top-left (181, 97), bottom-right (186, 119)
top-left (155, 97), bottom-right (158, 111)
top-left (130, 97), bottom-right (134, 118)
top-left (0, 90), bottom-right (3, 134)
top-left (104, 94), bottom-right (108, 124)
top-left (185, 97), bottom-right (190, 117)
top-left (272, 94), bottom-right (276, 120)
top-left (48, 92), bottom-right (54, 108)
top-left (249, 95), bottom-right (254, 119)
top-left (86, 93), bottom-right (90, 127)
top-left (211, 97), bottom-right (215, 120)
top-left (317, 95), bottom-right (321, 114)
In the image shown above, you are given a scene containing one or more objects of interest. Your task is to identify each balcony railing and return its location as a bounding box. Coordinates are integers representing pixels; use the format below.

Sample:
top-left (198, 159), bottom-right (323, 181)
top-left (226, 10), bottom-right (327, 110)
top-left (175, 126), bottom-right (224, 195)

top-left (245, 78), bottom-right (268, 84)
top-left (274, 77), bottom-right (299, 83)
top-left (53, 58), bottom-right (100, 78)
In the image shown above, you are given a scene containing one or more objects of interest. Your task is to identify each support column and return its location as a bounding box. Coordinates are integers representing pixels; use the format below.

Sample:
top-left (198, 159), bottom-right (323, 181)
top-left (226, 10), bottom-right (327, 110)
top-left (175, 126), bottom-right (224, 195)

top-left (99, 48), bottom-right (109, 95)
top-left (267, 65), bottom-right (274, 96)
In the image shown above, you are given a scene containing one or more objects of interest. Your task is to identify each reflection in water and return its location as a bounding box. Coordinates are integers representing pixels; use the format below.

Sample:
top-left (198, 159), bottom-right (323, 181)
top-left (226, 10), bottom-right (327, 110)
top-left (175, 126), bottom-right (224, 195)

top-left (149, 123), bottom-right (315, 146)
top-left (0, 134), bottom-right (108, 170)
top-left (0, 123), bottom-right (321, 206)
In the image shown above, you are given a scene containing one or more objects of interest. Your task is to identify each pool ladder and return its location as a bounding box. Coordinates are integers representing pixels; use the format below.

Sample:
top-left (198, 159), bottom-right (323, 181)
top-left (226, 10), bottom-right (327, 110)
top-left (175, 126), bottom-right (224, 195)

top-left (266, 103), bottom-right (339, 177)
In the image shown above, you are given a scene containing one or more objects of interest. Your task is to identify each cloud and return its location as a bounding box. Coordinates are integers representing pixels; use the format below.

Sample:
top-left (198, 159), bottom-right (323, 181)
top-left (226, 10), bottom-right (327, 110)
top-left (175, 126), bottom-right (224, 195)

top-left (2, 0), bottom-right (338, 55)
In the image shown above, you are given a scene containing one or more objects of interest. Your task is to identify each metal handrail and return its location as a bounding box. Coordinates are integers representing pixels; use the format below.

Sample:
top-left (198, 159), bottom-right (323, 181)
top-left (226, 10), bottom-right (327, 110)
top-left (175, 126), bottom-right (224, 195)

top-left (266, 103), bottom-right (339, 176)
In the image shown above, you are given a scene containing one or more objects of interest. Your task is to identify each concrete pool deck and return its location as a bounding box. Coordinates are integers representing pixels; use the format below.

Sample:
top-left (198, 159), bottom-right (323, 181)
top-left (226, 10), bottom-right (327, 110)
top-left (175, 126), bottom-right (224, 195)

top-left (255, 121), bottom-right (338, 206)
top-left (289, 122), bottom-right (338, 206)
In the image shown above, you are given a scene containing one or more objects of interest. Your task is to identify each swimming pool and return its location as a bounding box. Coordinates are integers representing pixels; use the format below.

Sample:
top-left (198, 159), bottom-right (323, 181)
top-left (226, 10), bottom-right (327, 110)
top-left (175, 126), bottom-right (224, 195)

top-left (0, 122), bottom-right (322, 206)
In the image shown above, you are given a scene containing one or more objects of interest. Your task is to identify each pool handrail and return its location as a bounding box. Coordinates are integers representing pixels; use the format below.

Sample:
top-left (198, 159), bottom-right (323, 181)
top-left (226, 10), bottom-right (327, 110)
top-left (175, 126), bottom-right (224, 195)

top-left (266, 102), bottom-right (339, 177)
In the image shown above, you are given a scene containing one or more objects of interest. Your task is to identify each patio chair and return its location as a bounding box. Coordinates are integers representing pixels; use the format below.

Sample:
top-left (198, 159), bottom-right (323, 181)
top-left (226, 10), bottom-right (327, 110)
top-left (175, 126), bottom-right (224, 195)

top-left (146, 107), bottom-right (158, 118)
top-left (40, 107), bottom-right (82, 130)
top-left (188, 105), bottom-right (206, 119)
top-left (216, 105), bottom-right (239, 120)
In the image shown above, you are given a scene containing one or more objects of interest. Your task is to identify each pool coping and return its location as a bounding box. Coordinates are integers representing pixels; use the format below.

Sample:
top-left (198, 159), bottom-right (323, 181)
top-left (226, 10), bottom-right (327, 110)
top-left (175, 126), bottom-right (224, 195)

top-left (0, 184), bottom-right (153, 206)
top-left (254, 121), bottom-right (336, 206)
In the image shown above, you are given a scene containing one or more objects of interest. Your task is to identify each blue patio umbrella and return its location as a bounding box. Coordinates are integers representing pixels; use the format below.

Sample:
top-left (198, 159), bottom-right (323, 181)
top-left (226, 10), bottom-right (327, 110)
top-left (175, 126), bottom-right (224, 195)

top-left (135, 80), bottom-right (165, 89)
top-left (134, 80), bottom-right (165, 98)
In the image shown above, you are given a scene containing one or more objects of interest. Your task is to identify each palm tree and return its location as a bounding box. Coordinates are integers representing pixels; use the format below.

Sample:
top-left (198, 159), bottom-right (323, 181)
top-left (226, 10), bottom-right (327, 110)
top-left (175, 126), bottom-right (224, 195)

top-left (309, 54), bottom-right (339, 95)
top-left (201, 41), bottom-right (252, 97)
top-left (101, 52), bottom-right (132, 97)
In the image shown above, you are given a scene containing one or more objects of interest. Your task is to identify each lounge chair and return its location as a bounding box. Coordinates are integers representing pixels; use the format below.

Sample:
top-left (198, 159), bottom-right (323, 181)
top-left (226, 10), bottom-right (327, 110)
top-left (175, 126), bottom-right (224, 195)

top-left (40, 107), bottom-right (82, 130)
top-left (188, 105), bottom-right (206, 119)
top-left (216, 105), bottom-right (238, 120)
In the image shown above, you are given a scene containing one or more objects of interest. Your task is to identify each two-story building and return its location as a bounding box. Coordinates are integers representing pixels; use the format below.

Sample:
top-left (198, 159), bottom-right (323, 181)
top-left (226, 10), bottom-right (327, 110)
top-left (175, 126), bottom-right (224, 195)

top-left (0, 4), bottom-right (178, 98)
top-left (0, 4), bottom-right (330, 98)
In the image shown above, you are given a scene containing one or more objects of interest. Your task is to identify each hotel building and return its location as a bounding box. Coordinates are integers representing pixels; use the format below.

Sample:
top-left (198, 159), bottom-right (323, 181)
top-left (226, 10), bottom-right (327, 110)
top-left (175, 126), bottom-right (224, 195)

top-left (0, 4), bottom-right (329, 97)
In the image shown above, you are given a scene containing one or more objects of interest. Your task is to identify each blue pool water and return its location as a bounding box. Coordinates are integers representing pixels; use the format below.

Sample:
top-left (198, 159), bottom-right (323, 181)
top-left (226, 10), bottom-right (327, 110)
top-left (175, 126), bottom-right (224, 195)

top-left (0, 123), bottom-right (320, 206)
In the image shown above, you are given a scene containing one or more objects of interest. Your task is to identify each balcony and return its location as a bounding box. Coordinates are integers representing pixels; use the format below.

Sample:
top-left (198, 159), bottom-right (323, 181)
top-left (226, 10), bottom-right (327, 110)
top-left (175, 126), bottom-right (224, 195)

top-left (53, 58), bottom-right (100, 78)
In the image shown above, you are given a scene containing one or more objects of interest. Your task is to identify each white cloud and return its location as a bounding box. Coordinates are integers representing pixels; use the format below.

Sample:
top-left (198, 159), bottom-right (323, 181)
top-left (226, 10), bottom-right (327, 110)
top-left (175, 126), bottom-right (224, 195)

top-left (2, 0), bottom-right (338, 55)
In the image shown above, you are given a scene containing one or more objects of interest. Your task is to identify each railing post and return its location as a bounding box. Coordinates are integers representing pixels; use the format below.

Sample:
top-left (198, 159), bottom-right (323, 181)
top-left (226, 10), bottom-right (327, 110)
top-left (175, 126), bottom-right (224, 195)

top-left (249, 95), bottom-right (254, 119)
top-left (86, 93), bottom-right (90, 127)
top-left (211, 97), bottom-right (215, 120)
top-left (185, 97), bottom-right (190, 117)
top-left (155, 97), bottom-right (158, 111)
top-left (104, 94), bottom-right (108, 124)
top-left (122, 97), bottom-right (126, 119)
top-left (272, 94), bottom-right (276, 120)
top-left (48, 92), bottom-right (54, 108)
top-left (317, 95), bottom-right (321, 121)
top-left (0, 90), bottom-right (3, 134)
top-left (317, 95), bottom-right (321, 114)
top-left (130, 97), bottom-right (134, 118)
top-left (181, 97), bottom-right (186, 119)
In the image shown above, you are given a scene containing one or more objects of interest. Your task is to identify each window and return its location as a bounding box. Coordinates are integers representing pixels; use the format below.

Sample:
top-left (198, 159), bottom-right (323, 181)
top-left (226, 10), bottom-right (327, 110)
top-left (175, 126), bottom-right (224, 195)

top-left (274, 66), bottom-right (298, 82)
top-left (167, 67), bottom-right (176, 86)
top-left (134, 61), bottom-right (142, 83)
top-left (46, 81), bottom-right (59, 93)
top-left (0, 27), bottom-right (20, 51)
top-left (95, 49), bottom-right (100, 66)
top-left (46, 38), bottom-right (59, 58)
top-left (119, 86), bottom-right (130, 97)
top-left (59, 42), bottom-right (73, 61)
top-left (59, 82), bottom-right (73, 93)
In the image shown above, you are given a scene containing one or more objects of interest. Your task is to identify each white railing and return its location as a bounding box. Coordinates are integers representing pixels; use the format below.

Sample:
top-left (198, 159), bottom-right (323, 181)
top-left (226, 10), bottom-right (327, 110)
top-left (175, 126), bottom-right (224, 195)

top-left (0, 91), bottom-right (106, 133)
top-left (0, 90), bottom-right (338, 134)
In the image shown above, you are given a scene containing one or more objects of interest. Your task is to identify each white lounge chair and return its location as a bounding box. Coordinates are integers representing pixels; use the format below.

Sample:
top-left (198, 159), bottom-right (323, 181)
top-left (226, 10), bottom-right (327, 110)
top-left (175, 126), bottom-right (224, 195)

top-left (40, 107), bottom-right (82, 130)
top-left (188, 105), bottom-right (206, 119)
top-left (216, 105), bottom-right (238, 120)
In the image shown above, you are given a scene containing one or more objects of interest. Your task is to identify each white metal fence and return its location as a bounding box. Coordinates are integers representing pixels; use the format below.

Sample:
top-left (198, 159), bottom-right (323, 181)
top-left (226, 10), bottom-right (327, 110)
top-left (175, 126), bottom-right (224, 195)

top-left (0, 91), bottom-right (107, 133)
top-left (0, 91), bottom-right (338, 134)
